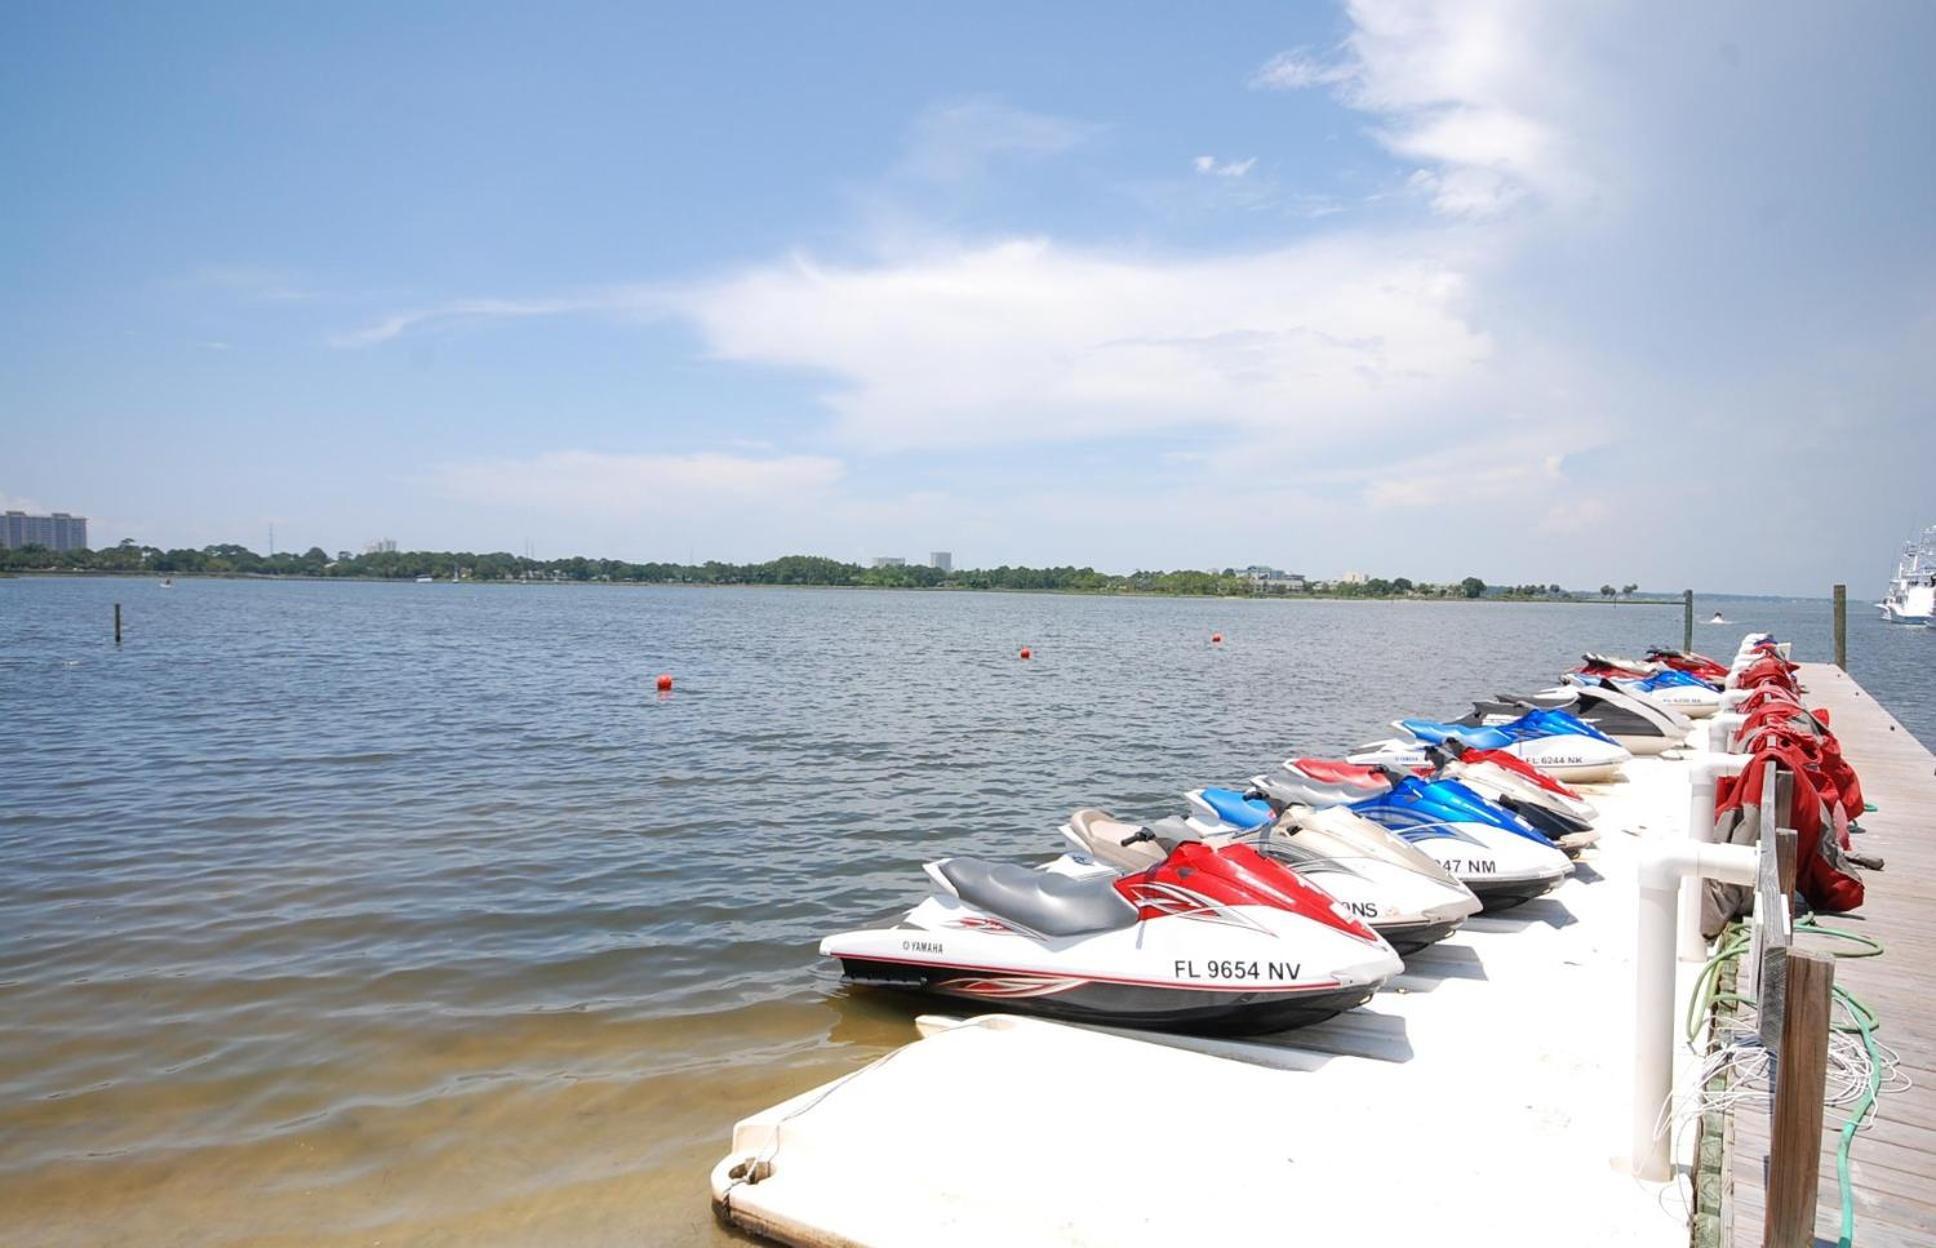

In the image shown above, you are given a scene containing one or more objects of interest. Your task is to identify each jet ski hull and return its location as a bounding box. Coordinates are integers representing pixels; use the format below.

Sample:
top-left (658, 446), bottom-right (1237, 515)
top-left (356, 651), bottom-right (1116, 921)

top-left (832, 954), bottom-right (1377, 1035)
top-left (1373, 915), bottom-right (1469, 954)
top-left (1461, 873), bottom-right (1564, 912)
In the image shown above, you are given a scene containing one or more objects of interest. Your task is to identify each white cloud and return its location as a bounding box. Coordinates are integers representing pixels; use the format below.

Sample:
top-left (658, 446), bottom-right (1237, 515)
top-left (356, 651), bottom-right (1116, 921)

top-left (1192, 155), bottom-right (1258, 178)
top-left (675, 234), bottom-right (1494, 451)
top-left (427, 450), bottom-right (844, 518)
top-left (1254, 0), bottom-right (1589, 218)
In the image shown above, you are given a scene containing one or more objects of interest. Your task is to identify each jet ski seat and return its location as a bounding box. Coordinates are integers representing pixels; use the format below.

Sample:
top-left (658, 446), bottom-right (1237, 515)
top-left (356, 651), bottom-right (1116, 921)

top-left (1398, 719), bottom-right (1515, 751)
top-left (933, 859), bottom-right (1139, 937)
top-left (1065, 809), bottom-right (1170, 871)
top-left (1287, 759), bottom-right (1391, 789)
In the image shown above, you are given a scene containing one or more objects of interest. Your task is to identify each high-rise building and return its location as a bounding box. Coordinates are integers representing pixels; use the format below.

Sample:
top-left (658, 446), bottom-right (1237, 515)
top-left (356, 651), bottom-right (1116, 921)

top-left (930, 551), bottom-right (952, 572)
top-left (365, 538), bottom-right (398, 554)
top-left (1, 511), bottom-right (88, 551)
top-left (870, 556), bottom-right (907, 568)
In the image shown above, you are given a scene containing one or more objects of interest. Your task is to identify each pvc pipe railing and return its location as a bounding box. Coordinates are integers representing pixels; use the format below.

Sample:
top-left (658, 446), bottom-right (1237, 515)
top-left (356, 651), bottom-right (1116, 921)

top-left (1632, 838), bottom-right (1760, 1180)
top-left (1679, 753), bottom-right (1752, 962)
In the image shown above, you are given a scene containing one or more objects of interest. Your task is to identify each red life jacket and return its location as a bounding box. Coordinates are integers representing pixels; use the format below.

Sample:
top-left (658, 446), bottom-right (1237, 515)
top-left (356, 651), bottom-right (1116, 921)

top-left (1738, 701), bottom-right (1866, 821)
top-left (1713, 745), bottom-right (1864, 916)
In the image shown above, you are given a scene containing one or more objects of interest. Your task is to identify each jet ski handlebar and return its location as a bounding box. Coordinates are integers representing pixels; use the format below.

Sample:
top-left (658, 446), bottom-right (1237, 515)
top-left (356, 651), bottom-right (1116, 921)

top-left (1241, 786), bottom-right (1290, 813)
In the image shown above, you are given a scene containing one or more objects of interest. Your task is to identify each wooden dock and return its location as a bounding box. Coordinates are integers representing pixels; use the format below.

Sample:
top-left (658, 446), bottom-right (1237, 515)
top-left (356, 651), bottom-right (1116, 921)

top-left (1728, 662), bottom-right (1936, 1248)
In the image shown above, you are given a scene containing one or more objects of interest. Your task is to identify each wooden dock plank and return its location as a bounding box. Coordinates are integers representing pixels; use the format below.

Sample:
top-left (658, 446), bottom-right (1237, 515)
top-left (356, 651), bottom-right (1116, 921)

top-left (1729, 663), bottom-right (1936, 1247)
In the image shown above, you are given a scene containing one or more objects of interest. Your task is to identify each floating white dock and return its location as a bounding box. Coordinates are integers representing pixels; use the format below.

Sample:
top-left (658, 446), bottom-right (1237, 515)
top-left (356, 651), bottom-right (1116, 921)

top-left (711, 751), bottom-right (1727, 1247)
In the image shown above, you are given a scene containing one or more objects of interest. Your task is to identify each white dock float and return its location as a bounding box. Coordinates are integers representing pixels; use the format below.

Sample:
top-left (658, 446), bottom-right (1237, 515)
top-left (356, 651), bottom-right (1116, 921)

top-left (711, 753), bottom-right (1722, 1247)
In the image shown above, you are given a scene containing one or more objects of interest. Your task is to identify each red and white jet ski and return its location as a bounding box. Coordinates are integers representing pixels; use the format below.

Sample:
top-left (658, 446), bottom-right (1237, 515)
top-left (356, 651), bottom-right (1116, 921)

top-left (820, 826), bottom-right (1402, 1035)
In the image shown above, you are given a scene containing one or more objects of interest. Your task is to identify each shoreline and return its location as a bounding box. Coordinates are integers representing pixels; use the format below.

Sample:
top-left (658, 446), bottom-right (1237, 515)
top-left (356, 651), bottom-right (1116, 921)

top-left (0, 570), bottom-right (1696, 605)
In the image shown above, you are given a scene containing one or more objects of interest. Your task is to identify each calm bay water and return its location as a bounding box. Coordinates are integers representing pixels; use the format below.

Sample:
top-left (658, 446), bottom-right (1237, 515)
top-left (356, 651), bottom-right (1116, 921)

top-left (2, 578), bottom-right (1927, 1245)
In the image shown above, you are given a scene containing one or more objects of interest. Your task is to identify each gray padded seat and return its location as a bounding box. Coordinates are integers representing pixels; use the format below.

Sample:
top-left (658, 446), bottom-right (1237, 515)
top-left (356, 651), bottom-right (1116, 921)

top-left (934, 860), bottom-right (1138, 937)
top-left (1255, 775), bottom-right (1331, 807)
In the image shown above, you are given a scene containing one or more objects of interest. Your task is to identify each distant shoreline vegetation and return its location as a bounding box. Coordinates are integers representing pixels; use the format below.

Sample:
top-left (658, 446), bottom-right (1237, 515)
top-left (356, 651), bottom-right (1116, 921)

top-left (0, 542), bottom-right (1676, 603)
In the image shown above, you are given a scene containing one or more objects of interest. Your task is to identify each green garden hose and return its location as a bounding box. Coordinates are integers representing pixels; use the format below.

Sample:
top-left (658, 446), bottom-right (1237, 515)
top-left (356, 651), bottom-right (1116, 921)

top-left (1686, 918), bottom-right (1886, 1246)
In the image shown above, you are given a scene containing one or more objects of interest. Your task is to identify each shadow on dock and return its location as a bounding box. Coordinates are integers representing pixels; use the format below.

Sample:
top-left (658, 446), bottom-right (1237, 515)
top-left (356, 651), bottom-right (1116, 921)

top-left (1386, 940), bottom-right (1488, 994)
top-left (1461, 896), bottom-right (1577, 933)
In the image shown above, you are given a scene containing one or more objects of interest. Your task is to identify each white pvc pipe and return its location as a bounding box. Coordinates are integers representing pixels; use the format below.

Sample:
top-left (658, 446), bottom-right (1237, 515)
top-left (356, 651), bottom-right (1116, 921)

top-left (1632, 840), bottom-right (1760, 1180)
top-left (1677, 754), bottom-right (1751, 962)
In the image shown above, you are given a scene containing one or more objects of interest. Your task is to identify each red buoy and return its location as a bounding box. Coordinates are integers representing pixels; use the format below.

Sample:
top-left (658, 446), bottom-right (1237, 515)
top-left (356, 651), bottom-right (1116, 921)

top-left (1211, 633), bottom-right (1224, 644)
top-left (655, 673), bottom-right (674, 692)
top-left (1019, 647), bottom-right (1032, 660)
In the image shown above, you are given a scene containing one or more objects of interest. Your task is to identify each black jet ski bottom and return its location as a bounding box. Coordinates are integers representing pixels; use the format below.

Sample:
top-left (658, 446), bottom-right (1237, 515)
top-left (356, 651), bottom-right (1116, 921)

top-left (836, 957), bottom-right (1374, 1036)
top-left (1374, 916), bottom-right (1467, 954)
top-left (1468, 876), bottom-right (1565, 913)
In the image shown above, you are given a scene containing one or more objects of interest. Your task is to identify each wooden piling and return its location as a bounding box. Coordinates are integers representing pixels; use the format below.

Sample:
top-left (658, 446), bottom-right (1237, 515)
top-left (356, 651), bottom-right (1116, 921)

top-left (1684, 588), bottom-right (1694, 652)
top-left (1832, 584), bottom-right (1847, 670)
top-left (114, 603), bottom-right (122, 645)
top-left (1763, 949), bottom-right (1835, 1248)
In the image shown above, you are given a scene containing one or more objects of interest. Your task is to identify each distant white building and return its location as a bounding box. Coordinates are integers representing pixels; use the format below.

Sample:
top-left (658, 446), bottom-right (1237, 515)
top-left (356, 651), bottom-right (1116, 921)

top-left (871, 556), bottom-right (907, 568)
top-left (1243, 565), bottom-right (1307, 592)
top-left (930, 551), bottom-right (953, 572)
top-left (366, 538), bottom-right (397, 554)
top-left (1340, 570), bottom-right (1369, 585)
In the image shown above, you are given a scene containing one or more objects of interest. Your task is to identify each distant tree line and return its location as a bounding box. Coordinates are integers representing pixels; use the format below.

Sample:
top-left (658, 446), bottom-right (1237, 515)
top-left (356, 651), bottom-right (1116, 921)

top-left (0, 540), bottom-right (1649, 601)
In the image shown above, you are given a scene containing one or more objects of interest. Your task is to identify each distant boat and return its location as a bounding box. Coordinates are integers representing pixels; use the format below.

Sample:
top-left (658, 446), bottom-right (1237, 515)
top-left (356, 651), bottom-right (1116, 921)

top-left (1880, 525), bottom-right (1936, 623)
top-left (159, 577), bottom-right (174, 589)
top-left (416, 575), bottom-right (434, 583)
top-left (1706, 611), bottom-right (1727, 625)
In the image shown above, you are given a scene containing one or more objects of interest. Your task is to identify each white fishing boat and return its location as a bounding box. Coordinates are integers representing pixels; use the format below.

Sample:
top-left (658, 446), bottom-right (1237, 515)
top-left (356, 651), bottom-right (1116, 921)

top-left (1879, 525), bottom-right (1936, 623)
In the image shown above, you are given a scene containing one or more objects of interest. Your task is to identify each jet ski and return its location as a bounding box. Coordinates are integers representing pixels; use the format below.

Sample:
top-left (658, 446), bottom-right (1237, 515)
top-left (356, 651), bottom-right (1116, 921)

top-left (1192, 780), bottom-right (1571, 912)
top-left (1645, 647), bottom-right (1731, 683)
top-left (1459, 679), bottom-right (1692, 756)
top-left (1576, 654), bottom-right (1721, 717)
top-left (1574, 664), bottom-right (1720, 718)
top-left (1279, 749), bottom-right (1599, 853)
top-left (1356, 706), bottom-right (1631, 783)
top-left (820, 824), bottom-right (1402, 1035)
top-left (1287, 744), bottom-right (1599, 826)
top-left (1142, 797), bottom-right (1480, 953)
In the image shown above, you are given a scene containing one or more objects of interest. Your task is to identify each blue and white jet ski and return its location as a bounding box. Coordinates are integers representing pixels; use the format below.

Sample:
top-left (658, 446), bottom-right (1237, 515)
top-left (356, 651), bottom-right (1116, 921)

top-left (1353, 706), bottom-right (1631, 783)
top-left (1187, 781), bottom-right (1571, 913)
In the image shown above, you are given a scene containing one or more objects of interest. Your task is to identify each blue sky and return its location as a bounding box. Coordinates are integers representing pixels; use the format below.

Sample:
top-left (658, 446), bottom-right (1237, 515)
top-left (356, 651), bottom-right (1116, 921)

top-left (4, 1), bottom-right (1933, 593)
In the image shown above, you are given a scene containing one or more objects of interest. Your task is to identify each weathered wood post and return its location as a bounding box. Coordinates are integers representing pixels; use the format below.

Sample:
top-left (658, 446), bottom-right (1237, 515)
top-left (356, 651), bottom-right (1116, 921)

top-left (114, 603), bottom-right (122, 645)
top-left (1683, 588), bottom-right (1694, 651)
top-left (1764, 950), bottom-right (1836, 1247)
top-left (1832, 584), bottom-right (1847, 670)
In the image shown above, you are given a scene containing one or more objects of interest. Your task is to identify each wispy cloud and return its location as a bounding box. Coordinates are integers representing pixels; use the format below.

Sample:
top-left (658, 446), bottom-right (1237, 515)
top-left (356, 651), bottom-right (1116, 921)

top-left (899, 98), bottom-right (1100, 183)
top-left (1249, 48), bottom-right (1356, 92)
top-left (427, 450), bottom-right (845, 517)
top-left (191, 264), bottom-right (319, 302)
top-left (329, 292), bottom-right (653, 348)
top-left (1192, 155), bottom-right (1257, 178)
